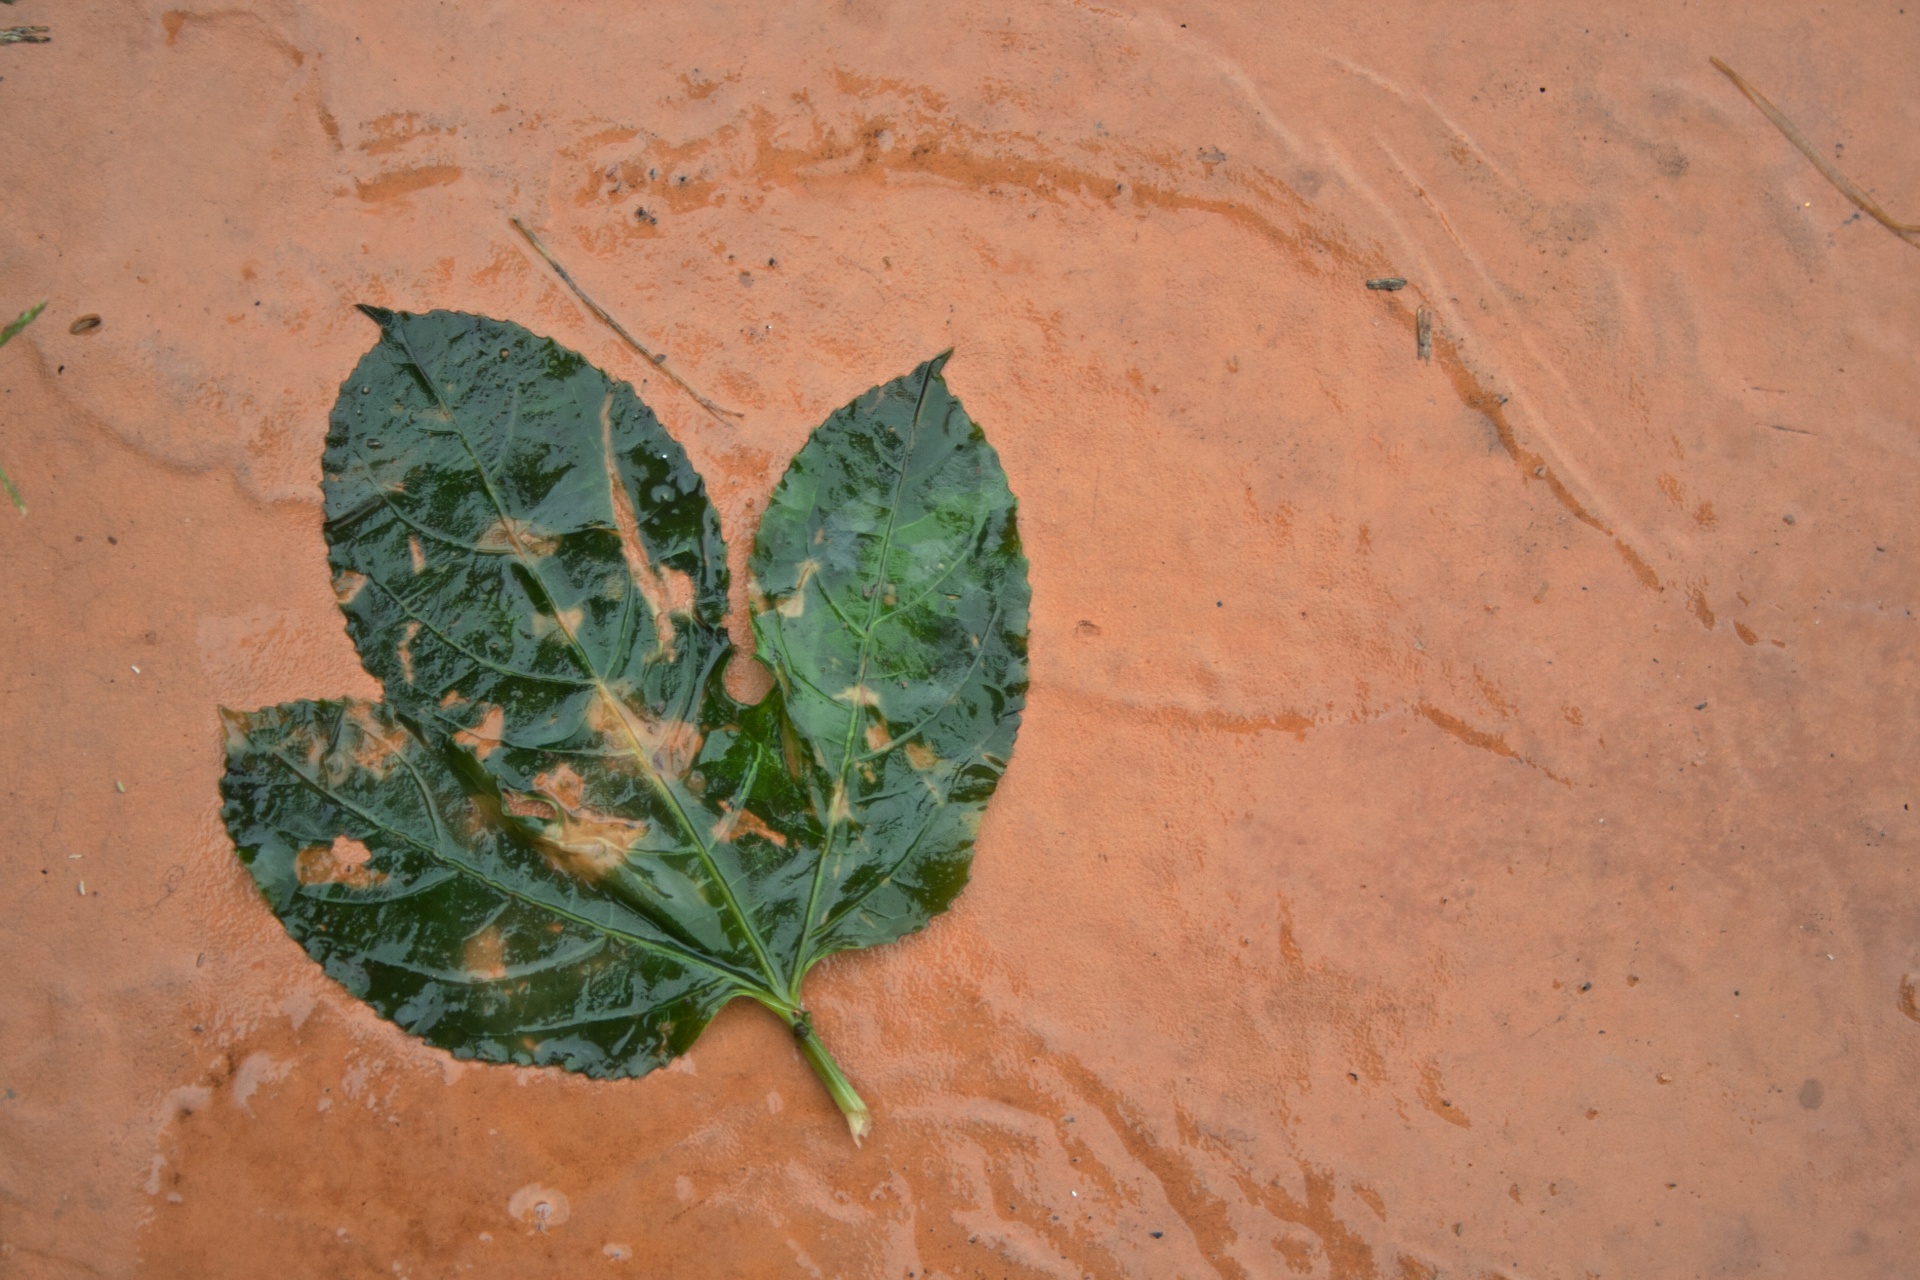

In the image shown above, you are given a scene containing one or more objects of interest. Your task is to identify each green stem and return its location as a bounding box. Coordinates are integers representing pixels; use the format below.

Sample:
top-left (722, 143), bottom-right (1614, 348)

top-left (752, 993), bottom-right (871, 1143)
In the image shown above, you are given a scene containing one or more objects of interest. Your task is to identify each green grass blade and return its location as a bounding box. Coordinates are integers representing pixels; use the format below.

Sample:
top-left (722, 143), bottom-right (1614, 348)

top-left (1, 301), bottom-right (45, 348)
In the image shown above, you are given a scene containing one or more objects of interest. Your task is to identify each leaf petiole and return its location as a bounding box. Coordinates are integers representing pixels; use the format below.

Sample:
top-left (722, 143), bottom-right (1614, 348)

top-left (749, 993), bottom-right (872, 1143)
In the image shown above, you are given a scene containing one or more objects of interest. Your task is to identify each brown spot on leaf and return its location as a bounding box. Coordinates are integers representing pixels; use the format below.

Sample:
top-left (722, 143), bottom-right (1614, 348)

top-left (532, 763), bottom-right (587, 810)
top-left (454, 704), bottom-right (505, 761)
top-left (599, 391), bottom-right (693, 657)
top-left (838, 684), bottom-right (881, 708)
top-left (409, 535), bottom-right (426, 574)
top-left (710, 802), bottom-right (788, 848)
top-left (218, 707), bottom-right (252, 753)
top-left (463, 927), bottom-right (508, 981)
top-left (863, 721), bottom-right (892, 752)
top-left (779, 713), bottom-right (808, 780)
top-left (540, 806), bottom-right (647, 881)
top-left (475, 517), bottom-right (560, 558)
top-left (501, 790), bottom-right (558, 821)
top-left (332, 570), bottom-right (367, 604)
top-left (295, 836), bottom-right (386, 889)
top-left (587, 689), bottom-right (702, 779)
top-left (904, 741), bottom-right (939, 771)
top-left (396, 620), bottom-right (420, 684)
top-left (531, 605), bottom-right (585, 641)
top-left (346, 704), bottom-right (410, 775)
top-left (773, 560), bottom-right (820, 619)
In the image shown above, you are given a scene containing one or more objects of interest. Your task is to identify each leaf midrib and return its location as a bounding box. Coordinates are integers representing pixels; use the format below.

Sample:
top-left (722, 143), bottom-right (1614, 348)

top-left (788, 360), bottom-right (943, 980)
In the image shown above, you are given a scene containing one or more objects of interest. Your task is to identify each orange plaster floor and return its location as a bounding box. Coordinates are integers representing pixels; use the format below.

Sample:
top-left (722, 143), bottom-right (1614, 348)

top-left (3, 2), bottom-right (1919, 1276)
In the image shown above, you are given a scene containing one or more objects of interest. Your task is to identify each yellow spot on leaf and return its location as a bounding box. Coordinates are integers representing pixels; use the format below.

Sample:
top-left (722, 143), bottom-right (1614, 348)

top-left (904, 741), bottom-right (939, 771)
top-left (454, 704), bottom-right (506, 761)
top-left (863, 721), bottom-right (893, 752)
top-left (827, 780), bottom-right (850, 826)
top-left (409, 534), bottom-right (427, 575)
top-left (332, 570), bottom-right (368, 604)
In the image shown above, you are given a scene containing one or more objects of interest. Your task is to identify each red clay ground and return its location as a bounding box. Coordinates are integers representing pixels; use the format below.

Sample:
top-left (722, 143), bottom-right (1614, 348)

top-left (3, 3), bottom-right (1918, 1276)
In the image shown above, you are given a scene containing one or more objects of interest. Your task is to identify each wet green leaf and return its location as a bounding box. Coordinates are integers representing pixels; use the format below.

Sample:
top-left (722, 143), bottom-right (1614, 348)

top-left (219, 310), bottom-right (1029, 1137)
top-left (751, 353), bottom-right (1029, 971)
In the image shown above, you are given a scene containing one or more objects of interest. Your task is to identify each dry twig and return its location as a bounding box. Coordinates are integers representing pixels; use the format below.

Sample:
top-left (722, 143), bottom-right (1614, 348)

top-left (509, 217), bottom-right (742, 421)
top-left (1711, 56), bottom-right (1920, 250)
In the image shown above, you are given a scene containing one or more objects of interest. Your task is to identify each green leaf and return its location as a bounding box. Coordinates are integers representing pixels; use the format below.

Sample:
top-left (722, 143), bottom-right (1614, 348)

top-left (218, 700), bottom-right (736, 1076)
top-left (750, 354), bottom-right (1030, 974)
top-left (220, 310), bottom-right (1029, 1138)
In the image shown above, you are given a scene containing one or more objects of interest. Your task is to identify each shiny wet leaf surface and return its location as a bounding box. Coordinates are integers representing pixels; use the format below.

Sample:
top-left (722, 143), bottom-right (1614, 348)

top-left (220, 310), bottom-right (1028, 1128)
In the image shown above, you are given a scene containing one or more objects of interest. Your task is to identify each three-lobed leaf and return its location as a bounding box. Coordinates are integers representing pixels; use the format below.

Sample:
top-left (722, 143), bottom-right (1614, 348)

top-left (218, 309), bottom-right (1029, 1134)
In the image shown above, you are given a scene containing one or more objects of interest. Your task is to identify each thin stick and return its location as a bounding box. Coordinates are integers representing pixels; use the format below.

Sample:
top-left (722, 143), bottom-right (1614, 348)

top-left (509, 217), bottom-right (742, 420)
top-left (1711, 57), bottom-right (1920, 249)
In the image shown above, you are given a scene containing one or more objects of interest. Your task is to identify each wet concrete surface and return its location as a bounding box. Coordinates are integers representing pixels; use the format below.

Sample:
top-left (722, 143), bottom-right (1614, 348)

top-left (2, 2), bottom-right (1918, 1275)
